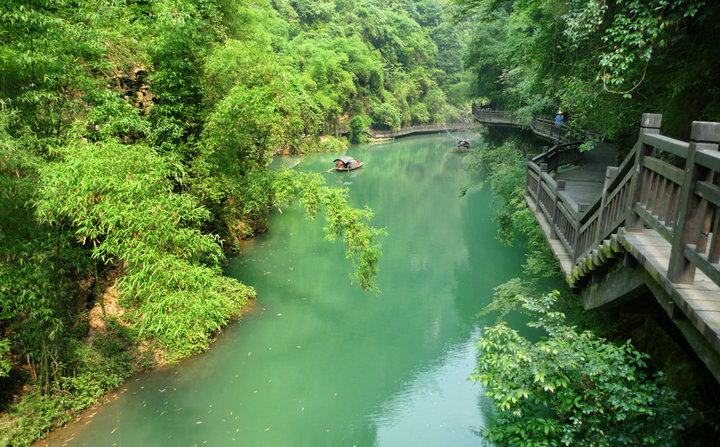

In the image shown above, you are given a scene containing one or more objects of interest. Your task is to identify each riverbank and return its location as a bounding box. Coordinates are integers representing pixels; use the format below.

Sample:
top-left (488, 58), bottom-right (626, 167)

top-left (1, 268), bottom-right (256, 447)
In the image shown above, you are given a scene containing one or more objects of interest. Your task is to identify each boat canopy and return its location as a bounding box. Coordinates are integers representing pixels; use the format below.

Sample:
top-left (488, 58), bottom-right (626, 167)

top-left (334, 156), bottom-right (361, 169)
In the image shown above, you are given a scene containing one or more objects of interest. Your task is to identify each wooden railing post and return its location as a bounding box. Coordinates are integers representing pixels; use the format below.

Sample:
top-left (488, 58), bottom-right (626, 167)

top-left (570, 203), bottom-right (587, 260)
top-left (593, 165), bottom-right (619, 244)
top-left (538, 163), bottom-right (548, 201)
top-left (625, 113), bottom-right (663, 231)
top-left (667, 121), bottom-right (720, 283)
top-left (550, 180), bottom-right (566, 239)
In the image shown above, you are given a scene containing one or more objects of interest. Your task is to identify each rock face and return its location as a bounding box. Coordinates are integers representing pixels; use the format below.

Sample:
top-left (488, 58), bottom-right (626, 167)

top-left (115, 64), bottom-right (154, 115)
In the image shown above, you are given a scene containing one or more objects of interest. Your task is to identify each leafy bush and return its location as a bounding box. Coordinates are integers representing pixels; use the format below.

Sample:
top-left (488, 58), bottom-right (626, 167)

top-left (84, 90), bottom-right (150, 142)
top-left (37, 141), bottom-right (256, 359)
top-left (1, 323), bottom-right (138, 446)
top-left (315, 136), bottom-right (349, 153)
top-left (472, 292), bottom-right (689, 446)
top-left (371, 102), bottom-right (402, 130)
top-left (349, 115), bottom-right (371, 144)
top-left (0, 338), bottom-right (9, 378)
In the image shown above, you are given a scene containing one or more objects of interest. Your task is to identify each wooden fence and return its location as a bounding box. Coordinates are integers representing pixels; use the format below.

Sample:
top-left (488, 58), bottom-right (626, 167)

top-left (526, 113), bottom-right (720, 287)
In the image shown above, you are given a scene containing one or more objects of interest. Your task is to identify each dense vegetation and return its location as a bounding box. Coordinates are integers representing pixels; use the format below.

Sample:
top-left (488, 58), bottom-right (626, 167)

top-left (473, 291), bottom-right (687, 446)
top-left (0, 0), bottom-right (468, 444)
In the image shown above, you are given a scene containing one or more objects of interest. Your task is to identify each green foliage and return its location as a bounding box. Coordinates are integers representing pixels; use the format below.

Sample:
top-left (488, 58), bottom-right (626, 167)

top-left (1, 324), bottom-right (137, 446)
top-left (372, 102), bottom-right (402, 130)
top-left (468, 137), bottom-right (558, 277)
top-left (36, 140), bottom-right (255, 359)
top-left (349, 114), bottom-right (371, 143)
top-left (0, 107), bottom-right (82, 391)
top-left (315, 136), bottom-right (349, 153)
top-left (0, 0), bottom-right (108, 142)
top-left (146, 0), bottom-right (229, 156)
top-left (472, 291), bottom-right (689, 446)
top-left (0, 338), bottom-right (9, 378)
top-left (84, 90), bottom-right (150, 142)
top-left (272, 169), bottom-right (386, 291)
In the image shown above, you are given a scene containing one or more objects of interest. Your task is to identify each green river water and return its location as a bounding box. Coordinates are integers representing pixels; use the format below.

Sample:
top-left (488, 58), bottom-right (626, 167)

top-left (43, 133), bottom-right (528, 446)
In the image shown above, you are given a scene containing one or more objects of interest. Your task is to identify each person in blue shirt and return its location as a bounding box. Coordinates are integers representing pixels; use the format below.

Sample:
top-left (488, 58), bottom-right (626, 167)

top-left (555, 111), bottom-right (564, 127)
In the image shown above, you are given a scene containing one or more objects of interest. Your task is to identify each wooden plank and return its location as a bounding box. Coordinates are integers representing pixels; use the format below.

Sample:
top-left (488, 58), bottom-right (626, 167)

top-left (684, 245), bottom-right (720, 286)
top-left (643, 133), bottom-right (690, 157)
top-left (642, 156), bottom-right (684, 185)
top-left (603, 169), bottom-right (635, 204)
top-left (634, 203), bottom-right (673, 242)
top-left (696, 149), bottom-right (720, 173)
top-left (694, 309), bottom-right (720, 333)
top-left (696, 181), bottom-right (720, 208)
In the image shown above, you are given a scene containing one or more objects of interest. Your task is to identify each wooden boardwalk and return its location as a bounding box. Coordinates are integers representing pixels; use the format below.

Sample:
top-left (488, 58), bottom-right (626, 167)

top-left (471, 104), bottom-right (594, 145)
top-left (555, 142), bottom-right (617, 211)
top-left (521, 112), bottom-right (720, 383)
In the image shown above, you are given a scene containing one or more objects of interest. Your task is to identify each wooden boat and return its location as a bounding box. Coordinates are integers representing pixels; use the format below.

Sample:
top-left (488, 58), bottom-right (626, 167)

top-left (332, 156), bottom-right (364, 171)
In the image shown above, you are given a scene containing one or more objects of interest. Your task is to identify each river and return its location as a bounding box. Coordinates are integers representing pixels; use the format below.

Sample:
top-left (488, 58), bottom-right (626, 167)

top-left (42, 133), bottom-right (528, 446)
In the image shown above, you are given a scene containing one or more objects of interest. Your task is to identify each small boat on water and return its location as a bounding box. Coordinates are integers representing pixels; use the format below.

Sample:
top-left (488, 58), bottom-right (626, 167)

top-left (456, 139), bottom-right (470, 149)
top-left (332, 156), bottom-right (364, 171)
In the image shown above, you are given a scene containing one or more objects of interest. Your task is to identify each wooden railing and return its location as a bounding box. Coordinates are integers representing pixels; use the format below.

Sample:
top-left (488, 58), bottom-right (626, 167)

top-left (470, 104), bottom-right (516, 124)
top-left (366, 122), bottom-right (475, 139)
top-left (527, 113), bottom-right (720, 288)
top-left (526, 155), bottom-right (581, 256)
top-left (471, 103), bottom-right (595, 145)
top-left (335, 122), bottom-right (476, 139)
top-left (531, 141), bottom-right (583, 174)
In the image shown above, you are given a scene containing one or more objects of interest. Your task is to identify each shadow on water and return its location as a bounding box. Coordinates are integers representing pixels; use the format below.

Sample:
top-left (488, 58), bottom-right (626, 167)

top-left (40, 133), bottom-right (530, 447)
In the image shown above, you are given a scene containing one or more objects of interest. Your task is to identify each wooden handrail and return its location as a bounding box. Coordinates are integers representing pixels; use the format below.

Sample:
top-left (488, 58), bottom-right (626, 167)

top-left (335, 121), bottom-right (476, 138)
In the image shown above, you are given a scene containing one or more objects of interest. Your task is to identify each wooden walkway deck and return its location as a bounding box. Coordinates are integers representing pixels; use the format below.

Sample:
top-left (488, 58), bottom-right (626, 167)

top-left (621, 229), bottom-right (720, 354)
top-left (554, 142), bottom-right (617, 211)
